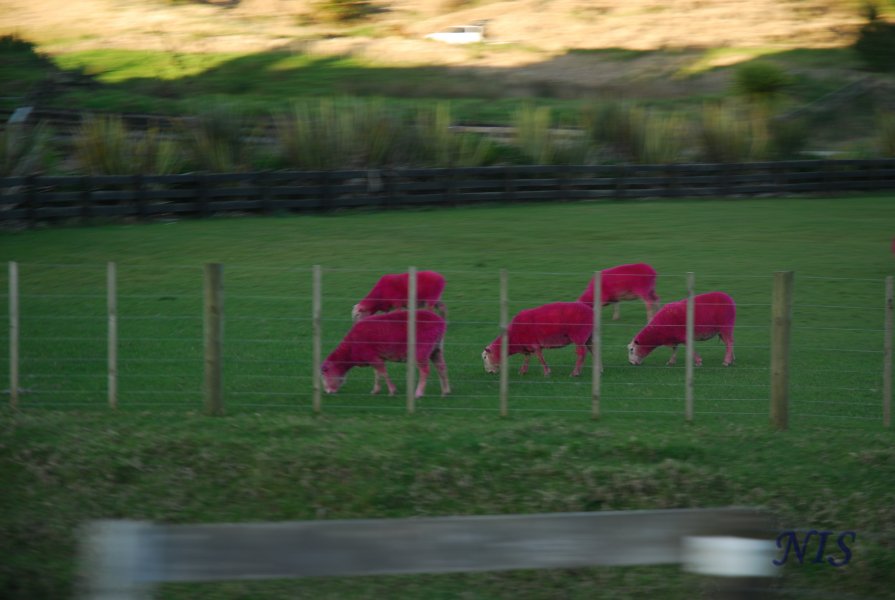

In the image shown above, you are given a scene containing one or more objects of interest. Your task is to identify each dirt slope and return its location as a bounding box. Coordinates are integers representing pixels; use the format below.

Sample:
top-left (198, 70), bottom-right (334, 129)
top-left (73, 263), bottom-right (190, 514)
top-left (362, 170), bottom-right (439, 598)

top-left (0, 0), bottom-right (873, 97)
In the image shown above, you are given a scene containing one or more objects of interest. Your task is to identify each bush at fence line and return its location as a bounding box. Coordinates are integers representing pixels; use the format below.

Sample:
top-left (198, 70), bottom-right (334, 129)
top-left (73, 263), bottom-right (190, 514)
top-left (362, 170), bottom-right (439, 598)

top-left (578, 101), bottom-right (690, 165)
top-left (768, 116), bottom-right (809, 160)
top-left (879, 111), bottom-right (895, 157)
top-left (698, 102), bottom-right (770, 163)
top-left (180, 101), bottom-right (261, 173)
top-left (853, 2), bottom-right (895, 72)
top-left (513, 104), bottom-right (589, 166)
top-left (74, 114), bottom-right (184, 176)
top-left (273, 99), bottom-right (361, 170)
top-left (1, 121), bottom-right (57, 177)
top-left (415, 103), bottom-right (500, 168)
top-left (732, 61), bottom-right (792, 105)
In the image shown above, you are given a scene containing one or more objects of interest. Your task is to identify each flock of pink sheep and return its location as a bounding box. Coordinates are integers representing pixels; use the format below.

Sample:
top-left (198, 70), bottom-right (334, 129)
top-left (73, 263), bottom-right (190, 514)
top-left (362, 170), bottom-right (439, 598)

top-left (320, 264), bottom-right (737, 399)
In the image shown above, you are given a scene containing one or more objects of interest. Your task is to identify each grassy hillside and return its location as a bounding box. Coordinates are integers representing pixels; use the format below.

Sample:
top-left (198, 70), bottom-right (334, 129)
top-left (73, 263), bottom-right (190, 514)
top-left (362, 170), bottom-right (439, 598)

top-left (2, 193), bottom-right (895, 598)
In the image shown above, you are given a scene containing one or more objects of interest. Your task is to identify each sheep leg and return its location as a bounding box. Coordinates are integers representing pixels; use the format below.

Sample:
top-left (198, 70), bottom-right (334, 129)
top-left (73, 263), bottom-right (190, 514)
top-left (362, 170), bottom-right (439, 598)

top-left (571, 344), bottom-right (587, 377)
top-left (371, 370), bottom-right (382, 395)
top-left (666, 345), bottom-right (679, 366)
top-left (431, 347), bottom-right (451, 396)
top-left (371, 361), bottom-right (396, 395)
top-left (414, 363), bottom-right (430, 399)
top-left (612, 302), bottom-right (621, 321)
top-left (519, 354), bottom-right (531, 375)
top-left (721, 331), bottom-right (735, 366)
top-left (535, 348), bottom-right (552, 377)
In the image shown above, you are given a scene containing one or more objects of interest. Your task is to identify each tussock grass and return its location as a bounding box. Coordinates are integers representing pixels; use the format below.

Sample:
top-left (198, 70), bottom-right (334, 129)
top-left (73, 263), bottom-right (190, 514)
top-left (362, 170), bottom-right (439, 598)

top-left (73, 114), bottom-right (183, 175)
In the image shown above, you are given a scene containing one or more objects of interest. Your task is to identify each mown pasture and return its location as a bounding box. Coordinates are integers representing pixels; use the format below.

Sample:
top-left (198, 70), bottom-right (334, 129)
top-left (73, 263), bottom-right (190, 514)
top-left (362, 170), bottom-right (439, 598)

top-left (1, 194), bottom-right (895, 599)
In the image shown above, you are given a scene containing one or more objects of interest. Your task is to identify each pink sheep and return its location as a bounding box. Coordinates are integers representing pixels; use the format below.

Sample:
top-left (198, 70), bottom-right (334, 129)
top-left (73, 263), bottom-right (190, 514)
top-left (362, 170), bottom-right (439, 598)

top-left (578, 262), bottom-right (660, 321)
top-left (352, 271), bottom-right (446, 321)
top-left (482, 302), bottom-right (595, 377)
top-left (627, 291), bottom-right (736, 367)
top-left (321, 310), bottom-right (450, 398)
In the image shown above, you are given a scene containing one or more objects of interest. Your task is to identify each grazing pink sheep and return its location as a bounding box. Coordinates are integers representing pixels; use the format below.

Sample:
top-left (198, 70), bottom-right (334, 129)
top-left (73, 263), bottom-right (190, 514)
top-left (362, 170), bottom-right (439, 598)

top-left (321, 310), bottom-right (450, 398)
top-left (578, 262), bottom-right (660, 321)
top-left (352, 271), bottom-right (446, 321)
top-left (627, 291), bottom-right (736, 367)
top-left (482, 302), bottom-right (595, 377)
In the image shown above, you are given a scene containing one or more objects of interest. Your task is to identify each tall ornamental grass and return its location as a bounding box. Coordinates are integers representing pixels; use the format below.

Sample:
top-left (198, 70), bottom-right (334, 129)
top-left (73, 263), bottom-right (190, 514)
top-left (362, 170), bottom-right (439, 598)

top-left (698, 103), bottom-right (770, 163)
top-left (879, 112), bottom-right (895, 157)
top-left (273, 100), bottom-right (497, 168)
top-left (180, 102), bottom-right (260, 172)
top-left (514, 104), bottom-right (589, 165)
top-left (273, 100), bottom-right (357, 169)
top-left (414, 103), bottom-right (498, 167)
top-left (73, 115), bottom-right (183, 175)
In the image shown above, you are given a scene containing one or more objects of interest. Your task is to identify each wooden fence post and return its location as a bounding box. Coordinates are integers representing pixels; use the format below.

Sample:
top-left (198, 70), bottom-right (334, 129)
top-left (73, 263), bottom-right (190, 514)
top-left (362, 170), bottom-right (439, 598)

top-left (685, 272), bottom-right (695, 422)
top-left (9, 261), bottom-right (18, 409)
top-left (592, 271), bottom-right (602, 420)
top-left (312, 265), bottom-right (322, 414)
top-left (499, 269), bottom-right (509, 417)
top-left (107, 262), bottom-right (118, 410)
top-left (884, 275), bottom-right (893, 428)
top-left (204, 263), bottom-right (224, 416)
top-left (406, 266), bottom-right (417, 415)
top-left (770, 271), bottom-right (794, 431)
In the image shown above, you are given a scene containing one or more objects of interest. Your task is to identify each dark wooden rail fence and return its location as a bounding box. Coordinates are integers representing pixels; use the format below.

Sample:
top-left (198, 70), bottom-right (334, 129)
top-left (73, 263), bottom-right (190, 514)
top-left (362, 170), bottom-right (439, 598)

top-left (2, 160), bottom-right (895, 223)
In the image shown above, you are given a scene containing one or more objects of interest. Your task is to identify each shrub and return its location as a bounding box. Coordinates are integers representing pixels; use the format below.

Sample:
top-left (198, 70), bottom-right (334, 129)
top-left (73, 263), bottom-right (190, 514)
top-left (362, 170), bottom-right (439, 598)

top-left (879, 112), bottom-right (895, 157)
top-left (512, 105), bottom-right (589, 165)
top-left (853, 2), bottom-right (895, 72)
top-left (733, 61), bottom-right (792, 103)
top-left (698, 103), bottom-right (770, 163)
top-left (414, 103), bottom-right (499, 167)
top-left (73, 115), bottom-right (183, 175)
top-left (638, 111), bottom-right (691, 164)
top-left (311, 0), bottom-right (376, 23)
top-left (580, 101), bottom-right (688, 164)
top-left (768, 117), bottom-right (809, 160)
top-left (180, 102), bottom-right (258, 172)
top-left (273, 100), bottom-right (359, 169)
top-left (580, 101), bottom-right (646, 162)
top-left (0, 33), bottom-right (37, 54)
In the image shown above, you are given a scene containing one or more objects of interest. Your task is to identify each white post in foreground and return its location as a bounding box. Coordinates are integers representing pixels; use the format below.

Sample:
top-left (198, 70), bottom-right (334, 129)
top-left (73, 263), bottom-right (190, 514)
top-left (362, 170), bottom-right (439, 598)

top-left (685, 272), bottom-right (695, 422)
top-left (591, 271), bottom-right (602, 420)
top-left (80, 520), bottom-right (155, 600)
top-left (406, 266), bottom-right (417, 414)
top-left (107, 262), bottom-right (118, 410)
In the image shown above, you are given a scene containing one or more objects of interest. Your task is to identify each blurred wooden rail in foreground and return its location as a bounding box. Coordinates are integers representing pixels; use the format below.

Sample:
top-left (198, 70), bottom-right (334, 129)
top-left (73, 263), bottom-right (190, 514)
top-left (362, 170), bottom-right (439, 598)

top-left (80, 507), bottom-right (778, 599)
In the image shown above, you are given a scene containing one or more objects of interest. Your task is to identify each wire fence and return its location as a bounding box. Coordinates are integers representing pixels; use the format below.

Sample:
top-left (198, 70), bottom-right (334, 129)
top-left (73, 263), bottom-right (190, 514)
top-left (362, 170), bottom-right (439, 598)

top-left (2, 262), bottom-right (892, 428)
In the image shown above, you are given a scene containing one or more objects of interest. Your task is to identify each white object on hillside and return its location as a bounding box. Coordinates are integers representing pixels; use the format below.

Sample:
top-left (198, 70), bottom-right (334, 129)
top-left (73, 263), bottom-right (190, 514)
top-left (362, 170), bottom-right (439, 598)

top-left (424, 25), bottom-right (485, 44)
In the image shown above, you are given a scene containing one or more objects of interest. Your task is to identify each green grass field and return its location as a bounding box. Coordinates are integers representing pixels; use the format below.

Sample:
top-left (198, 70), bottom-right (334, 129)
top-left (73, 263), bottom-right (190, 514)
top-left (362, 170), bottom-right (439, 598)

top-left (2, 194), bottom-right (895, 598)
